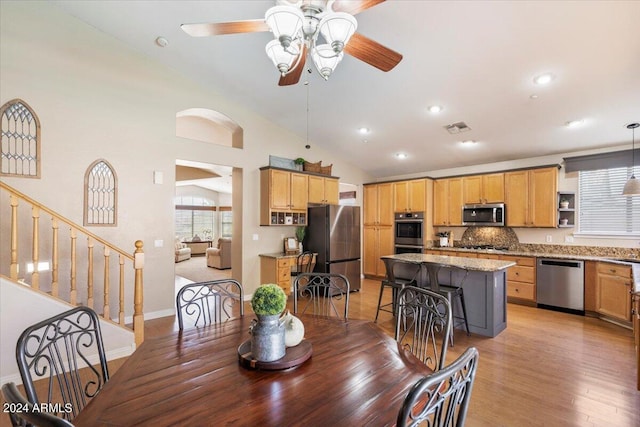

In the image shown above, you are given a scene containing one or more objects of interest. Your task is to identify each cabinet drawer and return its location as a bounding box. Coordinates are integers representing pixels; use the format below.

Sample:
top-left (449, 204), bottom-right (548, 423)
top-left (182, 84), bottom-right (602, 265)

top-left (500, 255), bottom-right (535, 267)
top-left (597, 263), bottom-right (632, 279)
top-left (507, 265), bottom-right (535, 283)
top-left (278, 267), bottom-right (291, 281)
top-left (277, 258), bottom-right (293, 268)
top-left (507, 281), bottom-right (535, 301)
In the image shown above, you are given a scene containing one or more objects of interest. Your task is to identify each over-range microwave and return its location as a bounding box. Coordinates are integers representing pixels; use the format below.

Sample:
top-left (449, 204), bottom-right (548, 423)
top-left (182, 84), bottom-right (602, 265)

top-left (462, 203), bottom-right (505, 226)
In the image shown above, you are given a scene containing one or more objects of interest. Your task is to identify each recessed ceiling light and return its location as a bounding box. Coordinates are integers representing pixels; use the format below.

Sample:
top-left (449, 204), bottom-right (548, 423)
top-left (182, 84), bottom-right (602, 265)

top-left (565, 119), bottom-right (584, 128)
top-left (395, 153), bottom-right (408, 159)
top-left (460, 140), bottom-right (477, 146)
top-left (362, 139), bottom-right (368, 143)
top-left (428, 105), bottom-right (443, 113)
top-left (358, 127), bottom-right (370, 134)
top-left (533, 73), bottom-right (554, 85)
top-left (155, 36), bottom-right (169, 48)
top-left (530, 94), bottom-right (539, 99)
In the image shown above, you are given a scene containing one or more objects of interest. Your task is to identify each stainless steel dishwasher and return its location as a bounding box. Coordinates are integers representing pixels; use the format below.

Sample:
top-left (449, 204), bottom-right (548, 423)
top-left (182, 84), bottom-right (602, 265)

top-left (536, 258), bottom-right (585, 314)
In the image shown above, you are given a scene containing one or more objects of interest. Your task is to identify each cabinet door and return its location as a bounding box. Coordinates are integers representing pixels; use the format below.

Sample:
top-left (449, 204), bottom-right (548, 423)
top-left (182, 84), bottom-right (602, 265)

top-left (378, 225), bottom-right (394, 275)
top-left (596, 273), bottom-right (632, 322)
top-left (529, 167), bottom-right (557, 227)
top-left (393, 181), bottom-right (409, 213)
top-left (270, 169), bottom-right (291, 209)
top-left (463, 176), bottom-right (483, 204)
top-left (324, 178), bottom-right (339, 204)
top-left (363, 225), bottom-right (378, 276)
top-left (377, 183), bottom-right (395, 226)
top-left (308, 175), bottom-right (325, 204)
top-left (290, 172), bottom-right (308, 210)
top-left (364, 185), bottom-right (378, 225)
top-left (448, 178), bottom-right (463, 226)
top-left (505, 170), bottom-right (529, 226)
top-left (482, 173), bottom-right (505, 203)
top-left (408, 179), bottom-right (427, 212)
top-left (433, 180), bottom-right (448, 225)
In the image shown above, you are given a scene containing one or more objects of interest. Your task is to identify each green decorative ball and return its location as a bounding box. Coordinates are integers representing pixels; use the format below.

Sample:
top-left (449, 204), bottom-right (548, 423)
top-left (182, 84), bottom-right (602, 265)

top-left (251, 284), bottom-right (287, 315)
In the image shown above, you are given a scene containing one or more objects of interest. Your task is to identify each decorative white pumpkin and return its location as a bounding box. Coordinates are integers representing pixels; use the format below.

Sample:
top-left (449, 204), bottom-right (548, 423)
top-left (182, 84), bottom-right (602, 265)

top-left (282, 310), bottom-right (305, 347)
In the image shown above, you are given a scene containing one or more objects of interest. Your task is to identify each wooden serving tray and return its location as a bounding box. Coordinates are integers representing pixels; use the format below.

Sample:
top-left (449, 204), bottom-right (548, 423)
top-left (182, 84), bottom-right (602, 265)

top-left (238, 339), bottom-right (312, 370)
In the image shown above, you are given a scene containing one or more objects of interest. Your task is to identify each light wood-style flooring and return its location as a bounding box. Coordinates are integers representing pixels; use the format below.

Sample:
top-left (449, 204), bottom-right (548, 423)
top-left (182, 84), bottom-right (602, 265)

top-left (155, 277), bottom-right (640, 426)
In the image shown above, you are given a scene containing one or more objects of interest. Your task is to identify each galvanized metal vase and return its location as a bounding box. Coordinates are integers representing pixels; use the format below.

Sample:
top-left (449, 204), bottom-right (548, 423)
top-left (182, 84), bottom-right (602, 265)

top-left (250, 314), bottom-right (286, 362)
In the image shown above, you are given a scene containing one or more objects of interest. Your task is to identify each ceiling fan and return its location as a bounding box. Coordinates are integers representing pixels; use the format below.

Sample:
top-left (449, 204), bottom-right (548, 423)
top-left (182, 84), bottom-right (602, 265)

top-left (181, 0), bottom-right (403, 86)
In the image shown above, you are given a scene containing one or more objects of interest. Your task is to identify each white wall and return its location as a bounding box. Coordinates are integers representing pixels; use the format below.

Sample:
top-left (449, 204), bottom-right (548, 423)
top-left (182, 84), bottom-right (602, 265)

top-left (0, 0), bottom-right (372, 328)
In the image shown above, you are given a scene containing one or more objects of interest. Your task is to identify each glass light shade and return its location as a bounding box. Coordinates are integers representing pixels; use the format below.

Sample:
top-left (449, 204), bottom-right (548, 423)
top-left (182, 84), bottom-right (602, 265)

top-left (265, 39), bottom-right (298, 75)
top-left (311, 44), bottom-right (344, 80)
top-left (318, 12), bottom-right (357, 52)
top-left (622, 175), bottom-right (640, 196)
top-left (265, 5), bottom-right (304, 42)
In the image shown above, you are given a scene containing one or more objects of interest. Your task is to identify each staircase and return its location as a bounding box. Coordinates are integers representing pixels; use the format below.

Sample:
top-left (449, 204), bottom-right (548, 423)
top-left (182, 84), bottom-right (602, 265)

top-left (0, 181), bottom-right (144, 345)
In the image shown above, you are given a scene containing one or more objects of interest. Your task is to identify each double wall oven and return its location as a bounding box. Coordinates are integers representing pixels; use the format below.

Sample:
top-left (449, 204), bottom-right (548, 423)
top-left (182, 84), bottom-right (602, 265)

top-left (394, 212), bottom-right (424, 254)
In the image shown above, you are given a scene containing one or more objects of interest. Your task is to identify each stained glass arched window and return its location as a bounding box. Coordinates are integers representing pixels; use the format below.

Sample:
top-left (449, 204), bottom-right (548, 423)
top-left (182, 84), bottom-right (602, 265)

top-left (0, 98), bottom-right (41, 178)
top-left (84, 159), bottom-right (117, 226)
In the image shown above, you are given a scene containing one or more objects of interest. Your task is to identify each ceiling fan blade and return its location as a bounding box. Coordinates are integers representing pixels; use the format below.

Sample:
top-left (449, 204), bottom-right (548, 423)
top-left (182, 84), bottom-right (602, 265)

top-left (331, 0), bottom-right (386, 15)
top-left (344, 32), bottom-right (402, 72)
top-left (279, 45), bottom-right (308, 86)
top-left (181, 19), bottom-right (269, 37)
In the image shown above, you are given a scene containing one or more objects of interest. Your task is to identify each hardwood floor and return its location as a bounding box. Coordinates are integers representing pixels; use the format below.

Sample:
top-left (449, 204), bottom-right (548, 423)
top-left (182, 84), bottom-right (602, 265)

top-left (147, 277), bottom-right (640, 426)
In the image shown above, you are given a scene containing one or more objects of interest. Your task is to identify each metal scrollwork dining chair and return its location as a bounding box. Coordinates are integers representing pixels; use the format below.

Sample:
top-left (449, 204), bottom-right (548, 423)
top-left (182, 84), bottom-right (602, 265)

top-left (16, 306), bottom-right (109, 422)
top-left (2, 382), bottom-right (75, 427)
top-left (293, 272), bottom-right (350, 320)
top-left (397, 346), bottom-right (480, 427)
top-left (395, 285), bottom-right (452, 371)
top-left (176, 279), bottom-right (244, 329)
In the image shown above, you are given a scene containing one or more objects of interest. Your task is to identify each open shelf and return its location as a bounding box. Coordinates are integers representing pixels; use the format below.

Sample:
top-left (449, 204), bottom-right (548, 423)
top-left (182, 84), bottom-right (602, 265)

top-left (557, 192), bottom-right (575, 228)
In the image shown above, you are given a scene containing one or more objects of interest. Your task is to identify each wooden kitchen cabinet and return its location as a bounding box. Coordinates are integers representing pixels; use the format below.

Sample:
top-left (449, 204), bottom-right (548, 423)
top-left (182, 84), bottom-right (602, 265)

top-left (501, 255), bottom-right (536, 303)
top-left (433, 177), bottom-right (463, 226)
top-left (595, 262), bottom-right (633, 324)
top-left (633, 292), bottom-right (640, 390)
top-left (363, 183), bottom-right (395, 277)
top-left (260, 168), bottom-right (308, 225)
top-left (308, 175), bottom-right (338, 204)
top-left (505, 167), bottom-right (558, 227)
top-left (394, 179), bottom-right (427, 213)
top-left (462, 173), bottom-right (504, 205)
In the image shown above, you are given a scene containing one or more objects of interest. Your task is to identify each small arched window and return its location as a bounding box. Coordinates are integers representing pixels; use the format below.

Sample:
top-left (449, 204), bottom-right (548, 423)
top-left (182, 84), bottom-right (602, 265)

top-left (84, 159), bottom-right (117, 226)
top-left (0, 99), bottom-right (41, 178)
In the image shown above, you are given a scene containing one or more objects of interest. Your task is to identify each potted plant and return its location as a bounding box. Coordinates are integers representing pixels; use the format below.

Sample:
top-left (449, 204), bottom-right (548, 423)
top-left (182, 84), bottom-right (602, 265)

top-left (295, 226), bottom-right (306, 252)
top-left (294, 157), bottom-right (305, 171)
top-left (559, 198), bottom-right (569, 209)
top-left (250, 284), bottom-right (288, 362)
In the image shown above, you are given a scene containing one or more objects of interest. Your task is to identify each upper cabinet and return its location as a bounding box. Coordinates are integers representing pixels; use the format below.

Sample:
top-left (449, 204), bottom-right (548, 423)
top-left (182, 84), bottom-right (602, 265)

top-left (308, 175), bottom-right (339, 205)
top-left (505, 167), bottom-right (558, 227)
top-left (364, 183), bottom-right (394, 226)
top-left (394, 179), bottom-right (427, 213)
top-left (462, 173), bottom-right (504, 204)
top-left (433, 177), bottom-right (463, 226)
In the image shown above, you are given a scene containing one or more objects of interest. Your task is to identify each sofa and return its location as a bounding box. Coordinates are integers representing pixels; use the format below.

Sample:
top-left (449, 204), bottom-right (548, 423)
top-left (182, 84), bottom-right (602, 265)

top-left (175, 239), bottom-right (192, 263)
top-left (206, 238), bottom-right (231, 269)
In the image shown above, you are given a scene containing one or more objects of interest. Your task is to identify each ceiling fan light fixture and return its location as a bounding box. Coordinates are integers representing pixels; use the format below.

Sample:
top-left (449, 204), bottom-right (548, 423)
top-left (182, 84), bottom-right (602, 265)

top-left (311, 44), bottom-right (343, 80)
top-left (266, 39), bottom-right (298, 75)
top-left (265, 5), bottom-right (304, 46)
top-left (318, 12), bottom-right (357, 54)
top-left (622, 122), bottom-right (640, 196)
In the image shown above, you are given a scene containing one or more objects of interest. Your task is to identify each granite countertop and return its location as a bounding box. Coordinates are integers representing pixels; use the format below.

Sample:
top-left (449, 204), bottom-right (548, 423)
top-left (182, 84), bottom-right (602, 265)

top-left (259, 252), bottom-right (304, 259)
top-left (382, 253), bottom-right (515, 272)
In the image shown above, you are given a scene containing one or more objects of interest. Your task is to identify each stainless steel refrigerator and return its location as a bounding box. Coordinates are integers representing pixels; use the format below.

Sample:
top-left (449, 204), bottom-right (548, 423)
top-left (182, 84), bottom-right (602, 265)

top-left (305, 205), bottom-right (361, 292)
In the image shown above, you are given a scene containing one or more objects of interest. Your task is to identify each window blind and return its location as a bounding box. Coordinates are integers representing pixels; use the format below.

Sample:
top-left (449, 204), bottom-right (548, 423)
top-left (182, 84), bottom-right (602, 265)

top-left (578, 165), bottom-right (640, 235)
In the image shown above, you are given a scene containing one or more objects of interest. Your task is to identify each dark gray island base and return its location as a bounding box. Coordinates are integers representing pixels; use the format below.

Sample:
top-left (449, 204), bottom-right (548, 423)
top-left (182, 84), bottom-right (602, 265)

top-left (381, 253), bottom-right (516, 338)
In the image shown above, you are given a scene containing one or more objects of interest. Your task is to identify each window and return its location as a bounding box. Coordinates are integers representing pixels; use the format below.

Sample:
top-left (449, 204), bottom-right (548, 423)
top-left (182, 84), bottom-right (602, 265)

top-left (220, 209), bottom-right (232, 237)
top-left (175, 196), bottom-right (215, 241)
top-left (578, 165), bottom-right (639, 236)
top-left (0, 99), bottom-right (41, 178)
top-left (84, 159), bottom-right (117, 226)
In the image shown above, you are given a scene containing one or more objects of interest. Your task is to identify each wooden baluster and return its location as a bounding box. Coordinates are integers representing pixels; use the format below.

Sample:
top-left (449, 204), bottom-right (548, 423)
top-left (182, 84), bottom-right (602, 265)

top-left (9, 195), bottom-right (18, 280)
top-left (51, 218), bottom-right (59, 297)
top-left (119, 254), bottom-right (125, 325)
top-left (70, 229), bottom-right (77, 305)
top-left (133, 240), bottom-right (144, 346)
top-left (103, 247), bottom-right (110, 320)
top-left (31, 206), bottom-right (40, 290)
top-left (87, 237), bottom-right (94, 308)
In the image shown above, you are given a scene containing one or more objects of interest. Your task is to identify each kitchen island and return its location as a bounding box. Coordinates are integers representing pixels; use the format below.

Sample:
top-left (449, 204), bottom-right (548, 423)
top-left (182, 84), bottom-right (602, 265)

top-left (382, 253), bottom-right (515, 337)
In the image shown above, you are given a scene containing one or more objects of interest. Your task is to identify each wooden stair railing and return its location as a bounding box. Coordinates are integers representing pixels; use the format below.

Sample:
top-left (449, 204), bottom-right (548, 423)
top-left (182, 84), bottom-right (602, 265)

top-left (1, 181), bottom-right (144, 346)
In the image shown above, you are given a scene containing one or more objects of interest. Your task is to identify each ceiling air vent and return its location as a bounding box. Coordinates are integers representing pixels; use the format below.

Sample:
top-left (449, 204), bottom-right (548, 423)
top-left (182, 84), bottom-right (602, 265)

top-left (444, 122), bottom-right (471, 134)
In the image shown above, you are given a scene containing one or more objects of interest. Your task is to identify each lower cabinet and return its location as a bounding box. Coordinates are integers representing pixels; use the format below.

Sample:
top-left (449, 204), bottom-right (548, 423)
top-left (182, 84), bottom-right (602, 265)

top-left (595, 262), bottom-right (633, 324)
top-left (501, 255), bottom-right (536, 303)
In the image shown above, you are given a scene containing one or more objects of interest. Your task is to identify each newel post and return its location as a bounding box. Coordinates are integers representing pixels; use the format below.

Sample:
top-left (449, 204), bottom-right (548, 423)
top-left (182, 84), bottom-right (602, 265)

top-left (133, 240), bottom-right (144, 346)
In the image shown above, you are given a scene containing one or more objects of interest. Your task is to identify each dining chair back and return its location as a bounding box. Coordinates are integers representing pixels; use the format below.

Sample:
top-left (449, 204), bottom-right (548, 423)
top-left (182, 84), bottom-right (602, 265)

top-left (293, 251), bottom-right (315, 276)
top-left (16, 306), bottom-right (109, 421)
top-left (375, 258), bottom-right (422, 322)
top-left (176, 279), bottom-right (244, 329)
top-left (397, 346), bottom-right (480, 427)
top-left (293, 273), bottom-right (350, 320)
top-left (2, 382), bottom-right (75, 427)
top-left (395, 286), bottom-right (452, 371)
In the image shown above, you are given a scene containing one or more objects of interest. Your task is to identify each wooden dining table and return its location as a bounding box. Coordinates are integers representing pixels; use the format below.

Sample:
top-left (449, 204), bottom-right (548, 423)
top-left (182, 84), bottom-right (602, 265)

top-left (73, 315), bottom-right (433, 426)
